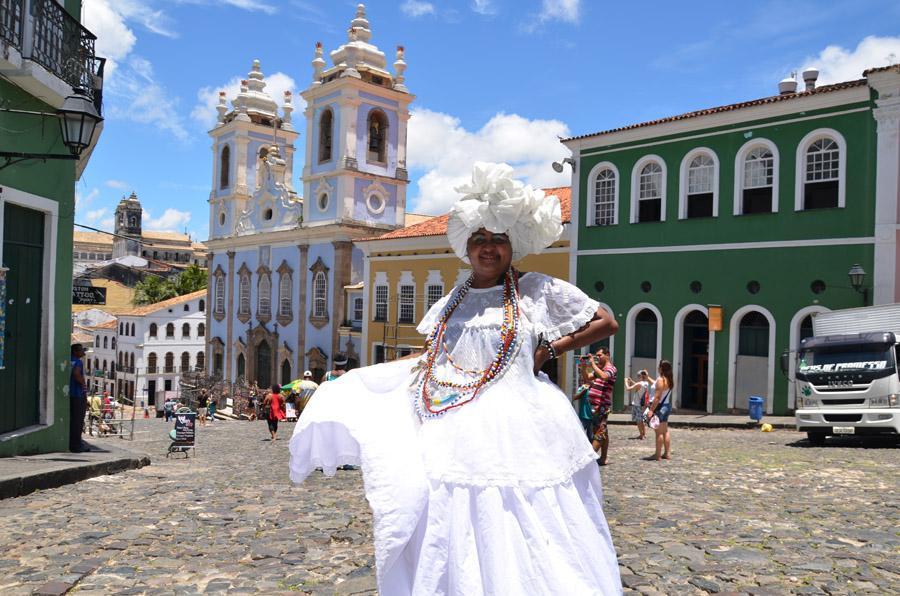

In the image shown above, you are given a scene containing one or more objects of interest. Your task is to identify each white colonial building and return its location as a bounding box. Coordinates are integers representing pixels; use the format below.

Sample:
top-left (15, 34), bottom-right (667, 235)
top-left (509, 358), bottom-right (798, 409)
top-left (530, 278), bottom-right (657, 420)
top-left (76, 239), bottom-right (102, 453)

top-left (109, 290), bottom-right (207, 410)
top-left (204, 5), bottom-right (413, 386)
top-left (85, 319), bottom-right (118, 396)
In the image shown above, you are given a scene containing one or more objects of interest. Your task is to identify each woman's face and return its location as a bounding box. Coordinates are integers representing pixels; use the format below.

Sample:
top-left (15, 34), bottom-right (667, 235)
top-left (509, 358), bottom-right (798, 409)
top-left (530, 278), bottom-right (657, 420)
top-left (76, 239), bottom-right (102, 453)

top-left (467, 228), bottom-right (513, 282)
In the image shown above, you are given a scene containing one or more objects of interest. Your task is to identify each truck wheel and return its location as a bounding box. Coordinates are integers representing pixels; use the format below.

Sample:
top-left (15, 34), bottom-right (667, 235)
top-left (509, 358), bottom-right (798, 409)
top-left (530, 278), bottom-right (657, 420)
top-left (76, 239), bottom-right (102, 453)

top-left (806, 431), bottom-right (827, 446)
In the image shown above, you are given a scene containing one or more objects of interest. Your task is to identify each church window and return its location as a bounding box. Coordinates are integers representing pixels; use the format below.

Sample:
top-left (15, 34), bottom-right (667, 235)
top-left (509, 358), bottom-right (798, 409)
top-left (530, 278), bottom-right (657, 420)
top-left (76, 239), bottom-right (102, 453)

top-left (319, 109), bottom-right (333, 163)
top-left (317, 193), bottom-right (329, 212)
top-left (219, 212), bottom-right (226, 226)
top-left (313, 272), bottom-right (327, 318)
top-left (367, 193), bottom-right (386, 215)
top-left (239, 274), bottom-right (251, 316)
top-left (220, 145), bottom-right (231, 189)
top-left (278, 272), bottom-right (292, 318)
top-left (258, 273), bottom-right (272, 318)
top-left (263, 208), bottom-right (273, 221)
top-left (367, 109), bottom-right (388, 163)
top-left (214, 274), bottom-right (225, 315)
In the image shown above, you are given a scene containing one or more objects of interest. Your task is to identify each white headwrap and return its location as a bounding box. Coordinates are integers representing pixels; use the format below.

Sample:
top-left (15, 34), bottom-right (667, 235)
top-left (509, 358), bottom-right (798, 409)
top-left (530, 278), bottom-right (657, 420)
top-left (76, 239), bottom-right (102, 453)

top-left (447, 162), bottom-right (564, 263)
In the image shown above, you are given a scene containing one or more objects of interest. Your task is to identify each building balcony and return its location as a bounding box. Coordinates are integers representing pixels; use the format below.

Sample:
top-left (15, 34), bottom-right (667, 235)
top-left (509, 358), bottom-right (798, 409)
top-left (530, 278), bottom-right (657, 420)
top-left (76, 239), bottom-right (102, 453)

top-left (116, 365), bottom-right (135, 374)
top-left (0, 0), bottom-right (106, 109)
top-left (146, 366), bottom-right (158, 374)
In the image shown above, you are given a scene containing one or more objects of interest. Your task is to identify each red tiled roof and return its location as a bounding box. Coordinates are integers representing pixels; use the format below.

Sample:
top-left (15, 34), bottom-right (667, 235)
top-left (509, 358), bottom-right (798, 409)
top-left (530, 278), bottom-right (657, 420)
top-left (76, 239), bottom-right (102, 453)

top-left (118, 289), bottom-right (207, 317)
top-left (563, 79), bottom-right (868, 142)
top-left (863, 64), bottom-right (900, 76)
top-left (92, 319), bottom-right (118, 330)
top-left (364, 187), bottom-right (571, 242)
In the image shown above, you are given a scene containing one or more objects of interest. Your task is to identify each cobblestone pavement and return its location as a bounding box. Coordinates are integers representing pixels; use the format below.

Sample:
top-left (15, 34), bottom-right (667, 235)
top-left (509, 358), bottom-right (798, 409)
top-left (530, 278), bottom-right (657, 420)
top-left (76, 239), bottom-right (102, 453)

top-left (0, 418), bottom-right (897, 595)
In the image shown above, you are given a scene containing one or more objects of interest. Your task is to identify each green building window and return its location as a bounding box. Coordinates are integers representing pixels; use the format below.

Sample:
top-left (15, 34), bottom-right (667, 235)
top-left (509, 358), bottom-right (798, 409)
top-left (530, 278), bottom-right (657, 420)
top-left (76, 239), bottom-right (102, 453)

top-left (803, 138), bottom-right (839, 210)
top-left (593, 167), bottom-right (617, 226)
top-left (687, 154), bottom-right (715, 218)
top-left (634, 308), bottom-right (658, 358)
top-left (638, 162), bottom-right (663, 222)
top-left (738, 311), bottom-right (769, 357)
top-left (742, 147), bottom-right (774, 214)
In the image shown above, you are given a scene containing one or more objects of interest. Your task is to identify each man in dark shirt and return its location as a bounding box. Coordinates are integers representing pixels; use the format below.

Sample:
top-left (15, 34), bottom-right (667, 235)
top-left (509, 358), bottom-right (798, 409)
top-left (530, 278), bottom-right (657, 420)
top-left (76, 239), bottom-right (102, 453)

top-left (69, 344), bottom-right (90, 452)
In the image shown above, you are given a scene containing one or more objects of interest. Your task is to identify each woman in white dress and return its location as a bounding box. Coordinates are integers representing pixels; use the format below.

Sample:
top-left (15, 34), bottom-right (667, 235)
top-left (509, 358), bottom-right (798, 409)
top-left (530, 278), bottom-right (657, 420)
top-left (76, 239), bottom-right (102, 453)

top-left (289, 162), bottom-right (623, 595)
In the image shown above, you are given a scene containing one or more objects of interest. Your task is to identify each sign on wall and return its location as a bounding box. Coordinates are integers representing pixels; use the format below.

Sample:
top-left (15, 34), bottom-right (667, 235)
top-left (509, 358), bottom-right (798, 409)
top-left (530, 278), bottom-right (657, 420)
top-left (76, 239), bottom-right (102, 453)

top-left (72, 285), bottom-right (107, 305)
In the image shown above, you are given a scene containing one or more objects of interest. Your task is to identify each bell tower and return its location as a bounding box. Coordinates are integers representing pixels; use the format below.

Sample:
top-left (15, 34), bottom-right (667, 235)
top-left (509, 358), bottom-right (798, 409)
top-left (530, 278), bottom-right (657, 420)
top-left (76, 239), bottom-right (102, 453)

top-left (300, 3), bottom-right (413, 229)
top-left (208, 60), bottom-right (299, 240)
top-left (113, 191), bottom-right (142, 257)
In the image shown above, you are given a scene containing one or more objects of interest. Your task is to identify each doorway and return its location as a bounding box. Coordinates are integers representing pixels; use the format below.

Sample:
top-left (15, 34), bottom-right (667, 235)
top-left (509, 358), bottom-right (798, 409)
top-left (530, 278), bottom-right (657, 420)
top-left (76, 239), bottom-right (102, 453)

top-left (680, 310), bottom-right (709, 410)
top-left (256, 340), bottom-right (272, 388)
top-left (147, 380), bottom-right (157, 406)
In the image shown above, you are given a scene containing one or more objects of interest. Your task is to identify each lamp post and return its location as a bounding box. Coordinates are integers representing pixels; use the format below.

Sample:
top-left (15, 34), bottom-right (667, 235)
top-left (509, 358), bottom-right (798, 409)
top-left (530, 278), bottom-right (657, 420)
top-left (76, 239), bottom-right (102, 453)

top-left (0, 89), bottom-right (103, 169)
top-left (848, 264), bottom-right (868, 306)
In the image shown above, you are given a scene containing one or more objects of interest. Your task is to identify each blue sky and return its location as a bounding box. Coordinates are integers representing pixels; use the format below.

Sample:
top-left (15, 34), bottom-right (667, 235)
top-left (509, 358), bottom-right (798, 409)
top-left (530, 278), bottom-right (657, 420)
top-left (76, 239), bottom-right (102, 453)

top-left (76, 0), bottom-right (900, 242)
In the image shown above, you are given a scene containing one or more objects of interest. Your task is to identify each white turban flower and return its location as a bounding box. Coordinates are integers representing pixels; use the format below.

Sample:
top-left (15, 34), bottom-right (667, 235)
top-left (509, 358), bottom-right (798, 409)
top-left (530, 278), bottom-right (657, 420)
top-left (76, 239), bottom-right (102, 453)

top-left (447, 162), bottom-right (564, 263)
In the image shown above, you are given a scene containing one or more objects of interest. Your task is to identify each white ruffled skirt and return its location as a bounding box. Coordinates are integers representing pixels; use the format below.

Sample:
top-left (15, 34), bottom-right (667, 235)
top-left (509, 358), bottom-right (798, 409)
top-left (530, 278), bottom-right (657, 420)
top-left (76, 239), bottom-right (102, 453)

top-left (288, 360), bottom-right (622, 595)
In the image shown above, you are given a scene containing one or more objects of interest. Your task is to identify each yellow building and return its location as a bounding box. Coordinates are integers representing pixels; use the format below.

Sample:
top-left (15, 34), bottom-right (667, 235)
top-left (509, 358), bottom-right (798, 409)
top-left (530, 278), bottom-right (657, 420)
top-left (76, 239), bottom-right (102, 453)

top-left (356, 187), bottom-right (578, 393)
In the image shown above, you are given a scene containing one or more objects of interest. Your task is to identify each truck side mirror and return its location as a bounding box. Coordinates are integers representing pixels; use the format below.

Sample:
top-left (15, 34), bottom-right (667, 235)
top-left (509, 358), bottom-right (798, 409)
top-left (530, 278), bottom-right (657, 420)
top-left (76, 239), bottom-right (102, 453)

top-left (779, 350), bottom-right (790, 377)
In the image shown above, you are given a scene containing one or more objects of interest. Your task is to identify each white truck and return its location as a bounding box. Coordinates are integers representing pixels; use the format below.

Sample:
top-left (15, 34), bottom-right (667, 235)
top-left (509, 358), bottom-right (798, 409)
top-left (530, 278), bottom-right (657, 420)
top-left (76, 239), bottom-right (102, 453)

top-left (789, 304), bottom-right (900, 445)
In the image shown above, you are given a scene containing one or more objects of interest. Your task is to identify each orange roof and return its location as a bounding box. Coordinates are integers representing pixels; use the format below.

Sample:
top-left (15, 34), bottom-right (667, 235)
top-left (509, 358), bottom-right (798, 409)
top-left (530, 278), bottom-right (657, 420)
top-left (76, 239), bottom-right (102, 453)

top-left (404, 212), bottom-right (432, 227)
top-left (73, 231), bottom-right (113, 245)
top-left (91, 319), bottom-right (118, 330)
top-left (863, 64), bottom-right (900, 76)
top-left (143, 230), bottom-right (190, 242)
top-left (564, 79), bottom-right (868, 142)
top-left (364, 187), bottom-right (571, 242)
top-left (118, 289), bottom-right (207, 317)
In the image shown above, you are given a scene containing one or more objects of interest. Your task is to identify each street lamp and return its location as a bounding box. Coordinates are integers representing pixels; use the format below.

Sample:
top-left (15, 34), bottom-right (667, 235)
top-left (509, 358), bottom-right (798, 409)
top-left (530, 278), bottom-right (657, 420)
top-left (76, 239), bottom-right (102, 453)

top-left (0, 88), bottom-right (103, 169)
top-left (551, 157), bottom-right (576, 173)
top-left (848, 264), bottom-right (868, 305)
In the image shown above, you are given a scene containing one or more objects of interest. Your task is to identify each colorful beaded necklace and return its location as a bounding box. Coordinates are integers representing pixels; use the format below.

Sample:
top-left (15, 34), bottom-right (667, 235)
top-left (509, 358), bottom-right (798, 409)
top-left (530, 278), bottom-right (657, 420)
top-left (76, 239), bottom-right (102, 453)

top-left (412, 267), bottom-right (522, 419)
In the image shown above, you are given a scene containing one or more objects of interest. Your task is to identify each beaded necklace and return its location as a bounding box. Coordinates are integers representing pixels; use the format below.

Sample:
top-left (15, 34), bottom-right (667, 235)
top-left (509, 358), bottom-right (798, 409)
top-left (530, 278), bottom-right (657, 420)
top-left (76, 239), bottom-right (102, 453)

top-left (412, 267), bottom-right (522, 419)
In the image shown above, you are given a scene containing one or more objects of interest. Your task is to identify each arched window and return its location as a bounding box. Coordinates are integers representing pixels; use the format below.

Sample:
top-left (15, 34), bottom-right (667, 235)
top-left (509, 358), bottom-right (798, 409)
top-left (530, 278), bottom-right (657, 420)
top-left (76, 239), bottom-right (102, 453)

top-left (147, 352), bottom-right (157, 373)
top-left (196, 351), bottom-right (205, 371)
top-left (166, 323), bottom-right (175, 338)
top-left (199, 299), bottom-right (205, 312)
top-left (796, 131), bottom-right (844, 211)
top-left (738, 312), bottom-right (770, 357)
top-left (236, 353), bottom-right (246, 379)
top-left (198, 323), bottom-right (205, 337)
top-left (367, 109), bottom-right (388, 163)
top-left (164, 352), bottom-right (174, 372)
top-left (129, 353), bottom-right (135, 368)
top-left (103, 336), bottom-right (108, 349)
top-left (130, 323), bottom-right (135, 336)
top-left (102, 359), bottom-right (107, 372)
top-left (183, 304), bottom-right (190, 312)
top-left (220, 145), bottom-right (230, 189)
top-left (735, 140), bottom-right (779, 215)
top-left (631, 157), bottom-right (666, 223)
top-left (182, 323), bottom-right (191, 338)
top-left (313, 271), bottom-right (327, 318)
top-left (279, 272), bottom-right (292, 317)
top-left (214, 274), bottom-right (225, 315)
top-left (634, 309), bottom-right (658, 358)
top-left (592, 165), bottom-right (617, 226)
top-left (149, 323), bottom-right (157, 339)
top-left (318, 108), bottom-right (333, 163)
top-left (239, 274), bottom-right (251, 315)
top-left (119, 322), bottom-right (123, 335)
top-left (281, 359), bottom-right (292, 386)
top-left (181, 352), bottom-right (190, 372)
top-left (111, 337), bottom-right (116, 350)
top-left (258, 274), bottom-right (271, 317)
top-left (680, 150), bottom-right (718, 219)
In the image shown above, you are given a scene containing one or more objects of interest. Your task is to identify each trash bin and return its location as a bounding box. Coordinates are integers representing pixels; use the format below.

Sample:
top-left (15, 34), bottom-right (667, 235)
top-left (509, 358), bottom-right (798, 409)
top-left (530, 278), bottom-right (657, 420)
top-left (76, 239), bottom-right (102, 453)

top-left (748, 396), bottom-right (764, 422)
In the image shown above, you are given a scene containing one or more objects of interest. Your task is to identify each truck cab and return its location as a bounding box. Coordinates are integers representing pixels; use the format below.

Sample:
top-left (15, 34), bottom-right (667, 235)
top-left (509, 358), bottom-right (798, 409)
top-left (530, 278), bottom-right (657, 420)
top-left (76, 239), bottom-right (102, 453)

top-left (794, 331), bottom-right (900, 444)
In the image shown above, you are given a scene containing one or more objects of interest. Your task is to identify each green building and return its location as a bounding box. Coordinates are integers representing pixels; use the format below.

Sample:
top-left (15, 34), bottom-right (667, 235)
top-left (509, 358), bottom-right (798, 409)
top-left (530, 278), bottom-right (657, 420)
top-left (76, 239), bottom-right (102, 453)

top-left (0, 0), bottom-right (104, 455)
top-left (563, 66), bottom-right (900, 416)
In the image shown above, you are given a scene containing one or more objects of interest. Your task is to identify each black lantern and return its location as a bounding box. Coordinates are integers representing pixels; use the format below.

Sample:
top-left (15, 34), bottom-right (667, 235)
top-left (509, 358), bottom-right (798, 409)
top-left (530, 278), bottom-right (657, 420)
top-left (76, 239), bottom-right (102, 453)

top-left (848, 264), bottom-right (868, 305)
top-left (58, 89), bottom-right (103, 157)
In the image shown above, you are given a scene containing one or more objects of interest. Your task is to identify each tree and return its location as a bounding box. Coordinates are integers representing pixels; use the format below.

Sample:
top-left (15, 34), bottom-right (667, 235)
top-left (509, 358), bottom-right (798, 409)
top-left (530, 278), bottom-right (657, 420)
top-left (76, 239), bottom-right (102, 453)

top-left (133, 265), bottom-right (207, 305)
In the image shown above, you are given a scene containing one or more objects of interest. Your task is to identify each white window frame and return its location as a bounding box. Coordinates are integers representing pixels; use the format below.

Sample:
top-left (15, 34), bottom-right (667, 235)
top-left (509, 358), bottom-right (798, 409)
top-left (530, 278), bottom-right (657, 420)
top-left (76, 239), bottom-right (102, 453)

top-left (794, 128), bottom-right (846, 211)
top-left (398, 284), bottom-right (415, 324)
top-left (734, 138), bottom-right (780, 215)
top-left (587, 161), bottom-right (619, 226)
top-left (278, 272), bottom-right (292, 317)
top-left (238, 274), bottom-right (251, 315)
top-left (678, 148), bottom-right (720, 219)
top-left (374, 284), bottom-right (389, 321)
top-left (630, 155), bottom-right (667, 223)
top-left (313, 271), bottom-right (328, 318)
top-left (426, 284), bottom-right (444, 309)
top-left (353, 296), bottom-right (364, 321)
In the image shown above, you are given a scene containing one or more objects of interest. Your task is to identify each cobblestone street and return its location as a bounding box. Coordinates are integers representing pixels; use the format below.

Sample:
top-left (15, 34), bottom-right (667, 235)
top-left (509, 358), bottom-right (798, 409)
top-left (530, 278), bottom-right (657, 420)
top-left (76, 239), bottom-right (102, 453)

top-left (0, 418), bottom-right (897, 595)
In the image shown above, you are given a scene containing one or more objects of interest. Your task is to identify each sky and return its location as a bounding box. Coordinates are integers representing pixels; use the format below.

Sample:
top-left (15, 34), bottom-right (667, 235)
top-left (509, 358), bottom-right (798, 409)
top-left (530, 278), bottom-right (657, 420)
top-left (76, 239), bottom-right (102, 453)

top-left (75, 0), bottom-right (900, 243)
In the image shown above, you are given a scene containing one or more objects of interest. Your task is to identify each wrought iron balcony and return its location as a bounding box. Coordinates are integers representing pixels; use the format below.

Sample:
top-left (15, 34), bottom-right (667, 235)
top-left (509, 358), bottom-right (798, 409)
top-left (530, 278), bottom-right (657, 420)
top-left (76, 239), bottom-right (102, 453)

top-left (1, 0), bottom-right (105, 107)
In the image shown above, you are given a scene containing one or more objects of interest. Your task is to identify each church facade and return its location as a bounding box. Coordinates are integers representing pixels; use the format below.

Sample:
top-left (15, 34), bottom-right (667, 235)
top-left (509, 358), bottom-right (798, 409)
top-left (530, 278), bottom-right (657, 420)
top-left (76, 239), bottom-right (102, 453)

top-left (204, 5), bottom-right (413, 386)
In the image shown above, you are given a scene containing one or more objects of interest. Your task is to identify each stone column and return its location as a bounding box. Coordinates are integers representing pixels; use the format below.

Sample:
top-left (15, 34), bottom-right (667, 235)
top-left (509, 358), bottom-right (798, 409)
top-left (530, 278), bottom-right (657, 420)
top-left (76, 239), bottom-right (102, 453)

top-left (331, 241), bottom-right (353, 359)
top-left (225, 250), bottom-right (236, 381)
top-left (297, 244), bottom-right (309, 373)
top-left (873, 99), bottom-right (900, 304)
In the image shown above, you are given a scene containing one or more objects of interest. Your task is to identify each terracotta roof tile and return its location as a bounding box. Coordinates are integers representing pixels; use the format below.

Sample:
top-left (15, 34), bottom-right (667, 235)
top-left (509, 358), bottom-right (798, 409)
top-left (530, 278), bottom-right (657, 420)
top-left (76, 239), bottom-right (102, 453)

top-left (564, 79), bottom-right (868, 142)
top-left (863, 64), bottom-right (900, 76)
top-left (73, 231), bottom-right (113, 245)
top-left (118, 289), bottom-right (207, 317)
top-left (362, 187), bottom-right (571, 242)
top-left (142, 230), bottom-right (190, 242)
top-left (91, 319), bottom-right (118, 330)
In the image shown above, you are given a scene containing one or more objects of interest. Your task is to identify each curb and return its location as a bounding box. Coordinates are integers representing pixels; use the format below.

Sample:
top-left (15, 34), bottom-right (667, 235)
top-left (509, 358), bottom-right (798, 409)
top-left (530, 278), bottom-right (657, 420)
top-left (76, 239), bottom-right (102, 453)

top-left (607, 417), bottom-right (795, 430)
top-left (0, 454), bottom-right (151, 501)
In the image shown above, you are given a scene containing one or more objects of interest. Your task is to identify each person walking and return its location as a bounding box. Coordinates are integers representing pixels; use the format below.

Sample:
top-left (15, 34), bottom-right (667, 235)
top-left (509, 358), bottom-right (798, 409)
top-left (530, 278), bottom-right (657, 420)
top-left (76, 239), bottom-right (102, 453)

top-left (323, 354), bottom-right (348, 382)
top-left (197, 390), bottom-right (208, 426)
top-left (289, 162), bottom-right (622, 593)
top-left (248, 383), bottom-right (259, 421)
top-left (296, 370), bottom-right (319, 415)
top-left (163, 396), bottom-right (176, 422)
top-left (587, 347), bottom-right (617, 465)
top-left (263, 384), bottom-right (286, 441)
top-left (624, 369), bottom-right (654, 439)
top-left (69, 344), bottom-right (90, 452)
top-left (645, 360), bottom-right (674, 461)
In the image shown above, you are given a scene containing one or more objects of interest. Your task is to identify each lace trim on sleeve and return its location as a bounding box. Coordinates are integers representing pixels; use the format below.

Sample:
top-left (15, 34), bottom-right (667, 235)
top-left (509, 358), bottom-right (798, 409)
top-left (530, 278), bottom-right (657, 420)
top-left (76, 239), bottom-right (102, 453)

top-left (539, 298), bottom-right (600, 342)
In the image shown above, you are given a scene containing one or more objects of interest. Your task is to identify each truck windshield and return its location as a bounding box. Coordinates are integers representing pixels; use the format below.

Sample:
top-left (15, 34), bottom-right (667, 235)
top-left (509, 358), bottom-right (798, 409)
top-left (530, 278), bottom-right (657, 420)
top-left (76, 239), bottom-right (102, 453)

top-left (798, 343), bottom-right (895, 373)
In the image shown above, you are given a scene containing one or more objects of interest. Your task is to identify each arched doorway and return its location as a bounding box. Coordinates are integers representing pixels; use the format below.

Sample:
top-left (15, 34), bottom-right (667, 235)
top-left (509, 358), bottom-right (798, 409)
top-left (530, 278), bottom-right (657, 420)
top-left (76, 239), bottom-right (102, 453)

top-left (256, 341), bottom-right (271, 388)
top-left (680, 310), bottom-right (709, 410)
top-left (787, 306), bottom-right (829, 409)
top-left (631, 308), bottom-right (659, 381)
top-left (734, 311), bottom-right (770, 411)
top-left (236, 353), bottom-right (246, 380)
top-left (281, 359), bottom-right (292, 386)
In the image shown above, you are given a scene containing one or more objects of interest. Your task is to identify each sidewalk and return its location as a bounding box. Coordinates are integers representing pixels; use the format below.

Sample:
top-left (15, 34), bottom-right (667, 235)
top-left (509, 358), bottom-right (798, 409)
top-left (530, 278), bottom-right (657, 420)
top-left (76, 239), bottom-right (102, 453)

top-left (608, 411), bottom-right (796, 429)
top-left (0, 441), bottom-right (150, 500)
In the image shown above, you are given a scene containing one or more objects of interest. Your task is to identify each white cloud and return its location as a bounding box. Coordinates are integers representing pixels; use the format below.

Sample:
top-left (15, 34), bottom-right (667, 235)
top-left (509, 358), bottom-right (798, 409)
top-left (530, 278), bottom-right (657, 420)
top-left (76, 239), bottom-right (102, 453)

top-left (106, 55), bottom-right (190, 141)
top-left (175, 0), bottom-right (277, 14)
top-left (84, 208), bottom-right (110, 226)
top-left (82, 0), bottom-right (137, 76)
top-left (105, 179), bottom-right (129, 189)
top-left (801, 35), bottom-right (900, 85)
top-left (191, 70), bottom-right (301, 130)
top-left (75, 187), bottom-right (100, 209)
top-left (471, 0), bottom-right (497, 16)
top-left (407, 108), bottom-right (572, 214)
top-left (523, 0), bottom-right (581, 32)
top-left (401, 0), bottom-right (435, 17)
top-left (143, 208), bottom-right (192, 232)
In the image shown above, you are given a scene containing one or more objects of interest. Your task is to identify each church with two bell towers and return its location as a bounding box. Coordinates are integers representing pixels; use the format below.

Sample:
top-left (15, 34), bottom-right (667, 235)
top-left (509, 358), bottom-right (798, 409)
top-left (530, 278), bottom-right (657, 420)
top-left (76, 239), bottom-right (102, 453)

top-left (204, 4), bottom-right (414, 386)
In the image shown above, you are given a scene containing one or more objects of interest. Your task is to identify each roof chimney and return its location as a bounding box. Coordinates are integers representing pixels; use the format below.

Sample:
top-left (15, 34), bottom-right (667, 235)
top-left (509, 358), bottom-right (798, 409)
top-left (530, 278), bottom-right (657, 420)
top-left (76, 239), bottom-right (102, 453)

top-left (778, 75), bottom-right (798, 95)
top-left (802, 67), bottom-right (819, 92)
